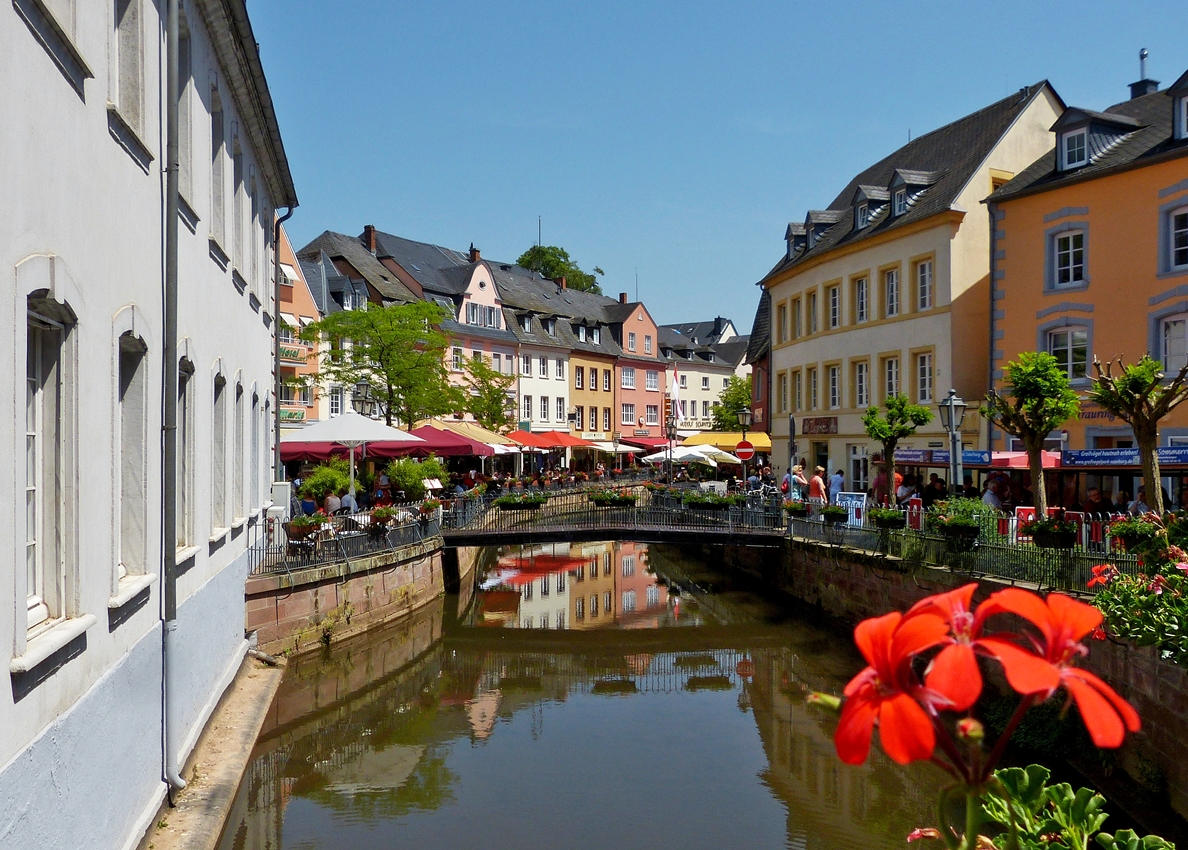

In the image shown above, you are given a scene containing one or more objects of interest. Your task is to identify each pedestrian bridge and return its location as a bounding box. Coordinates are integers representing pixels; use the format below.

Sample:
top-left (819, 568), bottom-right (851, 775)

top-left (441, 490), bottom-right (787, 548)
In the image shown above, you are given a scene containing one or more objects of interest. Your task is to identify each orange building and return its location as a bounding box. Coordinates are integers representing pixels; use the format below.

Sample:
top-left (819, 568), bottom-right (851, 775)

top-left (276, 224), bottom-right (322, 430)
top-left (989, 65), bottom-right (1188, 499)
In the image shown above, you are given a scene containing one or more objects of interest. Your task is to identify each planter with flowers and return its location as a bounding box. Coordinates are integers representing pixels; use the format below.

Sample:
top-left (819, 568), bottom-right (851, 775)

top-left (782, 499), bottom-right (810, 519)
top-left (287, 511), bottom-right (330, 540)
top-left (494, 493), bottom-right (549, 511)
top-left (588, 490), bottom-right (637, 507)
top-left (867, 506), bottom-right (906, 530)
top-left (367, 505), bottom-right (400, 537)
top-left (1109, 513), bottom-right (1164, 555)
top-left (1025, 514), bottom-right (1078, 549)
top-left (821, 505), bottom-right (849, 525)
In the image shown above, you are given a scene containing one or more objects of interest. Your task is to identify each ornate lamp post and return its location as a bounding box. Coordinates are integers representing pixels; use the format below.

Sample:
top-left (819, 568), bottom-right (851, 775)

top-left (738, 408), bottom-right (753, 488)
top-left (937, 389), bottom-right (967, 496)
top-left (665, 414), bottom-right (678, 488)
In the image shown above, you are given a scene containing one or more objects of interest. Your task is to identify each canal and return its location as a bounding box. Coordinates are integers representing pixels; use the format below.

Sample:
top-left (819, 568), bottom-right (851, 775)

top-left (217, 541), bottom-right (946, 849)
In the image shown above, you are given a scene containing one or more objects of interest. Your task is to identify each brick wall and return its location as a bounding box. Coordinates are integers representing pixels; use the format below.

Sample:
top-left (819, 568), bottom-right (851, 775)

top-left (707, 539), bottom-right (1188, 823)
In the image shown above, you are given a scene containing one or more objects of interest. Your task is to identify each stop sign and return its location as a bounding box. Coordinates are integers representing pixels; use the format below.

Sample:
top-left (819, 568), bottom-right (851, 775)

top-left (735, 440), bottom-right (755, 461)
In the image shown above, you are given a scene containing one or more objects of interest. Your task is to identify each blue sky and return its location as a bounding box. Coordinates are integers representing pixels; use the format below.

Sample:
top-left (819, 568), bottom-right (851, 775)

top-left (253, 0), bottom-right (1188, 328)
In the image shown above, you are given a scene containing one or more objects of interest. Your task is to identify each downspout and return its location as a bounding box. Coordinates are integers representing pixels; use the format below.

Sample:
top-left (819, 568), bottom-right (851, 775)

top-left (162, 0), bottom-right (185, 793)
top-left (987, 200), bottom-right (999, 453)
top-left (273, 207), bottom-right (294, 481)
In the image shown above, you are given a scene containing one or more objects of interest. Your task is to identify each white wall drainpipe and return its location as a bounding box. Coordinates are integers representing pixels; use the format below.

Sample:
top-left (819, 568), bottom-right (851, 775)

top-left (162, 0), bottom-right (185, 794)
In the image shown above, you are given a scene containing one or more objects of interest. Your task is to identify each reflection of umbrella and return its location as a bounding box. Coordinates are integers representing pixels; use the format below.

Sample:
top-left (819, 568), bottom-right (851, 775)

top-left (280, 411), bottom-right (424, 495)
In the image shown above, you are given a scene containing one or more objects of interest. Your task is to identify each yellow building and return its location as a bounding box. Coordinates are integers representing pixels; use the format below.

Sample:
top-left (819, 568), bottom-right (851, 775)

top-left (989, 65), bottom-right (1188, 500)
top-left (760, 84), bottom-right (1064, 487)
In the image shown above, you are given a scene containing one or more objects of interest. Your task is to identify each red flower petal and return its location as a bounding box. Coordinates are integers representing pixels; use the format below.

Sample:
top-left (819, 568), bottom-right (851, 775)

top-left (1046, 593), bottom-right (1102, 643)
top-left (978, 637), bottom-right (1060, 695)
top-left (980, 588), bottom-right (1055, 641)
top-left (835, 691), bottom-right (880, 765)
top-left (877, 692), bottom-right (937, 764)
top-left (891, 613), bottom-right (951, 665)
top-left (854, 612), bottom-right (902, 673)
top-left (1064, 668), bottom-right (1140, 735)
top-left (925, 643), bottom-right (982, 711)
top-left (1063, 672), bottom-right (1126, 748)
top-left (906, 583), bottom-right (977, 622)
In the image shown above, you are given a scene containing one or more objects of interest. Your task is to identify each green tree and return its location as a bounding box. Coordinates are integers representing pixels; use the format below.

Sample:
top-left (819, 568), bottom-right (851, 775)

top-left (711, 375), bottom-right (753, 431)
top-left (517, 245), bottom-right (604, 294)
top-left (386, 455), bottom-right (447, 501)
top-left (980, 351), bottom-right (1080, 516)
top-left (1090, 355), bottom-right (1188, 515)
top-left (463, 356), bottom-right (516, 431)
top-left (301, 301), bottom-right (463, 427)
top-left (862, 393), bottom-right (934, 504)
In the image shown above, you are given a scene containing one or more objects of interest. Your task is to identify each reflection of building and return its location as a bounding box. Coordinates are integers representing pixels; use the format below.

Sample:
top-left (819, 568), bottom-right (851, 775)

top-left (569, 542), bottom-right (617, 628)
top-left (614, 542), bottom-right (669, 627)
top-left (494, 546), bottom-right (576, 629)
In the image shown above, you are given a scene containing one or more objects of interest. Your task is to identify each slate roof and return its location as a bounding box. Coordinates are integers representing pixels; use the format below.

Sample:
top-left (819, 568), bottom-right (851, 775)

top-left (297, 250), bottom-right (364, 316)
top-left (491, 263), bottom-right (624, 358)
top-left (297, 231), bottom-right (418, 303)
top-left (745, 290), bottom-right (771, 366)
top-left (371, 230), bottom-right (472, 296)
top-left (988, 84), bottom-right (1188, 203)
top-left (660, 317), bottom-right (736, 345)
top-left (760, 81), bottom-right (1056, 283)
top-left (713, 337), bottom-right (751, 369)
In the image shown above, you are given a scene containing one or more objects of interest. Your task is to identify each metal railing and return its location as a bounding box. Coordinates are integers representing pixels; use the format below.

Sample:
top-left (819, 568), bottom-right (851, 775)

top-left (248, 508), bottom-right (442, 576)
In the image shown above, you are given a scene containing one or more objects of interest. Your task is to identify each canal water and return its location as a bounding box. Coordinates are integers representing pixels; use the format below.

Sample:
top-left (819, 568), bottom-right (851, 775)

top-left (217, 542), bottom-right (945, 849)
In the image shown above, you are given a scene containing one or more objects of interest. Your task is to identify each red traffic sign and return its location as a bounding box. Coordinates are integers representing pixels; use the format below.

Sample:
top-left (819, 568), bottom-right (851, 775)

top-left (735, 440), bottom-right (755, 461)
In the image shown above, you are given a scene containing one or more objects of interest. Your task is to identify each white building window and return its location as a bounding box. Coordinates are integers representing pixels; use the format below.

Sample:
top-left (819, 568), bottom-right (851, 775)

top-left (557, 397), bottom-right (565, 421)
top-left (855, 361), bottom-right (869, 407)
top-left (1047, 327), bottom-right (1088, 380)
top-left (723, 378), bottom-right (729, 388)
top-left (893, 189), bottom-right (906, 216)
top-left (645, 370), bottom-right (658, 391)
top-left (808, 292), bottom-right (818, 333)
top-left (884, 268), bottom-right (899, 317)
top-left (646, 404), bottom-right (659, 425)
top-left (522, 395), bottom-right (532, 421)
top-left (493, 352), bottom-right (502, 373)
top-left (1171, 207), bottom-right (1188, 270)
top-left (539, 356), bottom-right (548, 377)
top-left (1163, 316), bottom-right (1188, 373)
top-left (575, 596), bottom-right (584, 619)
top-left (592, 327), bottom-right (601, 344)
top-left (177, 360), bottom-right (195, 548)
top-left (233, 383), bottom-right (244, 522)
top-left (452, 347), bottom-right (463, 371)
top-left (540, 396), bottom-right (550, 421)
top-left (621, 367), bottom-right (635, 389)
top-left (114, 0), bottom-right (143, 133)
top-left (916, 353), bottom-right (933, 403)
top-left (1061, 129), bottom-right (1088, 170)
top-left (250, 390), bottom-right (260, 510)
top-left (577, 326), bottom-right (587, 342)
top-left (917, 260), bottom-right (933, 310)
top-left (855, 277), bottom-right (868, 322)
top-left (644, 335), bottom-right (652, 354)
top-left (521, 315), bottom-right (532, 332)
top-left (647, 585), bottom-right (660, 607)
top-left (1055, 231), bottom-right (1085, 286)
top-left (828, 365), bottom-right (840, 409)
top-left (621, 403), bottom-right (635, 424)
top-left (329, 386), bottom-right (343, 416)
top-left (701, 376), bottom-right (709, 390)
top-left (575, 366), bottom-right (584, 389)
top-left (212, 374), bottom-right (227, 531)
top-left (828, 286), bottom-right (840, 328)
top-left (702, 400), bottom-right (710, 418)
top-left (885, 357), bottom-right (899, 398)
top-left (522, 354), bottom-right (531, 375)
top-left (679, 374), bottom-right (687, 388)
top-left (575, 406), bottom-right (584, 430)
top-left (856, 203), bottom-right (869, 229)
top-left (210, 88), bottom-right (225, 245)
top-left (556, 358), bottom-right (564, 379)
top-left (603, 369), bottom-right (611, 392)
top-left (118, 334), bottom-right (148, 579)
top-left (622, 590), bottom-right (637, 613)
top-left (778, 373), bottom-right (788, 413)
top-left (808, 367), bottom-right (818, 410)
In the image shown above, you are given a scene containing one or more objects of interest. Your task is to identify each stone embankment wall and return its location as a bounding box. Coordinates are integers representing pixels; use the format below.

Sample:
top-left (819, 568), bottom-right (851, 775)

top-left (705, 539), bottom-right (1188, 826)
top-left (246, 536), bottom-right (446, 656)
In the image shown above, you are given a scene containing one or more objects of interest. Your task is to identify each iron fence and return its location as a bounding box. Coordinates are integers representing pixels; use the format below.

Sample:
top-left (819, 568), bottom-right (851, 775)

top-left (248, 508), bottom-right (442, 576)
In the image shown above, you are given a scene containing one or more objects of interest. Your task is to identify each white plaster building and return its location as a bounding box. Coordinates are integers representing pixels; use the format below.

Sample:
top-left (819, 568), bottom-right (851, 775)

top-left (0, 2), bottom-right (297, 848)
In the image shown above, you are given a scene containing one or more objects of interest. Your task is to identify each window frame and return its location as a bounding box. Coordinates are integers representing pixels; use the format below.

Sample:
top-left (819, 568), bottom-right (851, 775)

top-left (893, 189), bottom-right (906, 216)
top-left (627, 331), bottom-right (636, 352)
top-left (1054, 230), bottom-right (1086, 288)
top-left (883, 356), bottom-right (900, 400)
top-left (1061, 129), bottom-right (1088, 170)
top-left (575, 365), bottom-right (583, 389)
top-left (1046, 325), bottom-right (1090, 381)
top-left (807, 366), bottom-right (818, 410)
top-left (884, 267), bottom-right (899, 318)
top-left (540, 395), bottom-right (549, 421)
top-left (1170, 206), bottom-right (1188, 271)
top-left (621, 402), bottom-right (636, 425)
top-left (645, 370), bottom-right (659, 391)
top-left (915, 351), bottom-right (934, 403)
top-left (827, 364), bottom-right (841, 409)
top-left (828, 285), bottom-right (840, 329)
top-left (915, 259), bottom-right (934, 311)
top-left (1161, 313), bottom-right (1188, 374)
top-left (854, 360), bottom-right (869, 408)
top-left (645, 404), bottom-right (659, 425)
top-left (621, 366), bottom-right (636, 389)
top-left (854, 276), bottom-right (869, 323)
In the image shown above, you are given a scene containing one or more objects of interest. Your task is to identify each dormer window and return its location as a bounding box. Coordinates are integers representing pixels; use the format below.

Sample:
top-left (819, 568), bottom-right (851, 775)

top-left (521, 315), bottom-right (531, 332)
top-left (545, 318), bottom-right (556, 336)
top-left (856, 204), bottom-right (869, 229)
top-left (893, 189), bottom-right (906, 216)
top-left (591, 327), bottom-right (601, 344)
top-left (1178, 96), bottom-right (1188, 141)
top-left (1061, 129), bottom-right (1088, 170)
top-left (577, 325), bottom-right (587, 342)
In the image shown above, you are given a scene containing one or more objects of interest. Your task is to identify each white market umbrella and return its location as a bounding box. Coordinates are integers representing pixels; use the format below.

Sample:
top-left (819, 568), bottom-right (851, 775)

top-left (281, 411), bottom-right (425, 496)
top-left (642, 446), bottom-right (721, 467)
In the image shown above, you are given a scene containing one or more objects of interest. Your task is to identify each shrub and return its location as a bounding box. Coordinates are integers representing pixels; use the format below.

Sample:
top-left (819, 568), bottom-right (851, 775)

top-left (867, 506), bottom-right (902, 523)
top-left (386, 455), bottom-right (446, 501)
top-left (1023, 513), bottom-right (1078, 535)
top-left (300, 464), bottom-right (350, 501)
top-left (493, 493), bottom-right (548, 508)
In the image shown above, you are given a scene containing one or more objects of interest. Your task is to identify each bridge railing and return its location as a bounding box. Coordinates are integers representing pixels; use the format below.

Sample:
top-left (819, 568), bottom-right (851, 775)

top-left (248, 510), bottom-right (441, 576)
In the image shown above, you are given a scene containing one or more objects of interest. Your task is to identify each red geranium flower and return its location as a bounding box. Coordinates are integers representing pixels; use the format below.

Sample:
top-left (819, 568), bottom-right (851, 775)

top-left (976, 589), bottom-right (1140, 748)
top-left (835, 611), bottom-right (951, 765)
top-left (904, 583), bottom-right (1001, 711)
top-left (1087, 564), bottom-right (1118, 588)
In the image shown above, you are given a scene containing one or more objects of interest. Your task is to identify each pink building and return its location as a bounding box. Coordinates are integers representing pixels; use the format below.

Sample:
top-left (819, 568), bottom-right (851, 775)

top-left (606, 295), bottom-right (667, 450)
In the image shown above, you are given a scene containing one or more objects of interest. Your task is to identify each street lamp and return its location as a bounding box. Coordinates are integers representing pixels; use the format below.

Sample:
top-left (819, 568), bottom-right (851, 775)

top-left (737, 408), bottom-right (753, 488)
top-left (937, 389), bottom-right (967, 496)
top-left (665, 414), bottom-right (678, 488)
top-left (351, 379), bottom-right (375, 417)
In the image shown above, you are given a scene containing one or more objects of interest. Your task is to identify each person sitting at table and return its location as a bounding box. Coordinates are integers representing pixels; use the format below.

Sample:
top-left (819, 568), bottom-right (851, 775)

top-left (299, 490), bottom-right (317, 516)
top-left (339, 488), bottom-right (358, 513)
top-left (324, 490), bottom-right (342, 514)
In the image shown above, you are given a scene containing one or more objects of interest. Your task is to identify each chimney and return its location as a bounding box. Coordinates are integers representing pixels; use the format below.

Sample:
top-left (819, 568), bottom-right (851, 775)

top-left (1130, 48), bottom-right (1159, 99)
top-left (469, 243), bottom-right (481, 263)
top-left (619, 292), bottom-right (628, 304)
top-left (363, 224), bottom-right (377, 254)
top-left (713, 316), bottom-right (724, 336)
top-left (558, 276), bottom-right (567, 289)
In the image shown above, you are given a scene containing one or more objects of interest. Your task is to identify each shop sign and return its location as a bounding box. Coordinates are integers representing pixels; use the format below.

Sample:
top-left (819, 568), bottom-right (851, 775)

top-left (1077, 401), bottom-right (1119, 423)
top-left (800, 416), bottom-right (838, 435)
top-left (1064, 446), bottom-right (1188, 466)
top-left (279, 345), bottom-right (306, 362)
top-left (279, 408), bottom-right (305, 421)
top-left (930, 449), bottom-right (992, 466)
top-left (835, 492), bottom-right (868, 526)
top-left (633, 429), bottom-right (650, 436)
top-left (895, 448), bottom-right (932, 463)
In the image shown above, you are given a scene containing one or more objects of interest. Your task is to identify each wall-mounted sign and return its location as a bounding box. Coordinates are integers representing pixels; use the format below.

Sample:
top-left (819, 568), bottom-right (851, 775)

top-left (894, 449), bottom-right (932, 463)
top-left (800, 416), bottom-right (838, 435)
top-left (633, 429), bottom-right (650, 436)
top-left (279, 408), bottom-right (305, 421)
top-left (1062, 447), bottom-right (1188, 467)
top-left (1077, 402), bottom-right (1120, 423)
top-left (931, 449), bottom-right (992, 466)
top-left (279, 345), bottom-right (306, 362)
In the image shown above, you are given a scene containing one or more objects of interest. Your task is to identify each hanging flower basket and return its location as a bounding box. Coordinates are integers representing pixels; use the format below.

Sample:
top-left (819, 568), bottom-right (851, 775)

top-left (1032, 528), bottom-right (1077, 549)
top-left (822, 506), bottom-right (849, 525)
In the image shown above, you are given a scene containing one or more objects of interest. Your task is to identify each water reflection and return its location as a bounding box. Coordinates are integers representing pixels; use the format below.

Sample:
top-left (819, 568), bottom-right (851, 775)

top-left (219, 542), bottom-right (943, 850)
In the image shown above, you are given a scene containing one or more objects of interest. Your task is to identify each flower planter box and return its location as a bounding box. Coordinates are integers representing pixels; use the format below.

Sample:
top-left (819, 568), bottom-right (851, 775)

top-left (873, 515), bottom-right (907, 530)
top-left (687, 502), bottom-right (731, 512)
top-left (785, 507), bottom-right (810, 519)
top-left (1032, 529), bottom-right (1077, 549)
top-left (822, 512), bottom-right (849, 525)
top-left (939, 524), bottom-right (980, 552)
top-left (497, 502), bottom-right (545, 512)
top-left (590, 496), bottom-right (637, 507)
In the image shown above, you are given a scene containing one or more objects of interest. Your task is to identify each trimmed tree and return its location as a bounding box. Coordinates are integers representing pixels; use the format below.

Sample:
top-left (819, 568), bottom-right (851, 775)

top-left (301, 301), bottom-right (463, 427)
top-left (1090, 355), bottom-right (1188, 515)
top-left (711, 375), bottom-right (753, 431)
top-left (463, 356), bottom-right (516, 432)
top-left (980, 351), bottom-right (1080, 516)
top-left (862, 393), bottom-right (933, 505)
